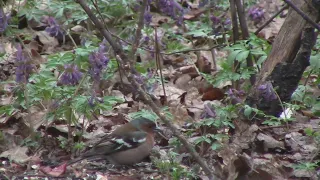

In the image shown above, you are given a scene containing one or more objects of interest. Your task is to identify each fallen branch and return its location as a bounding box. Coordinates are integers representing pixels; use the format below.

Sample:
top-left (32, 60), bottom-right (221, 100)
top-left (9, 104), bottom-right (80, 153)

top-left (254, 5), bottom-right (289, 35)
top-left (283, 0), bottom-right (320, 31)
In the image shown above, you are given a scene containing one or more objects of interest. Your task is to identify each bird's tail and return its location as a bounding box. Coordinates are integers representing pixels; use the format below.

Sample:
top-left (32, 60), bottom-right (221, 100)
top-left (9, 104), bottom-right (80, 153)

top-left (67, 155), bottom-right (106, 166)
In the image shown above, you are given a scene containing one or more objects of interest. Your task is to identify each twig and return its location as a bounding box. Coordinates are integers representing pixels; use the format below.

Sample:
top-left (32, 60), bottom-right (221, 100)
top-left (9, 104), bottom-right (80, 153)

top-left (109, 30), bottom-right (225, 55)
top-left (155, 27), bottom-right (167, 98)
top-left (254, 5), bottom-right (289, 35)
top-left (235, 0), bottom-right (256, 85)
top-left (229, 0), bottom-right (239, 43)
top-left (75, 0), bottom-right (221, 179)
top-left (163, 44), bottom-right (224, 55)
top-left (131, 0), bottom-right (148, 62)
top-left (229, 0), bottom-right (240, 89)
top-left (259, 125), bottom-right (286, 129)
top-left (283, 0), bottom-right (320, 31)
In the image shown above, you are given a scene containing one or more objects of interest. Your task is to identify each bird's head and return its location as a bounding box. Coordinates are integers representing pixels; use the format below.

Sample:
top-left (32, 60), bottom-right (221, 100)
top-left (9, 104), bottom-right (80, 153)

top-left (130, 117), bottom-right (161, 133)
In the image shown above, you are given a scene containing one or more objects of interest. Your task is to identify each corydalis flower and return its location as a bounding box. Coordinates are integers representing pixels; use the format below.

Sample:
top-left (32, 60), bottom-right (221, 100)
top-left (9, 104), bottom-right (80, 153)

top-left (159, 0), bottom-right (185, 25)
top-left (144, 12), bottom-right (152, 25)
top-left (0, 7), bottom-right (10, 33)
top-left (227, 89), bottom-right (245, 105)
top-left (89, 40), bottom-right (109, 81)
top-left (15, 44), bottom-right (33, 83)
top-left (199, 0), bottom-right (209, 8)
top-left (210, 15), bottom-right (220, 25)
top-left (143, 36), bottom-right (150, 44)
top-left (88, 94), bottom-right (104, 108)
top-left (133, 69), bottom-right (158, 93)
top-left (45, 17), bottom-right (65, 38)
top-left (144, 0), bottom-right (152, 25)
top-left (258, 82), bottom-right (277, 101)
top-left (200, 103), bottom-right (216, 119)
top-left (59, 64), bottom-right (82, 86)
top-left (224, 18), bottom-right (231, 25)
top-left (248, 7), bottom-right (264, 23)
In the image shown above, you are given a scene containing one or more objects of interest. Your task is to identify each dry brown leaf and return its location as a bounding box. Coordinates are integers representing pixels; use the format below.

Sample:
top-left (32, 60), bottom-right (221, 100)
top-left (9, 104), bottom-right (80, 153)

top-left (40, 163), bottom-right (67, 177)
top-left (0, 146), bottom-right (29, 164)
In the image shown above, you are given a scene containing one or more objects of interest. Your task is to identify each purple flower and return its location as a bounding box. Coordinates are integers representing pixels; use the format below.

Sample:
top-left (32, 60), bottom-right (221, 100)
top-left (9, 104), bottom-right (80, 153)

top-left (88, 95), bottom-right (104, 108)
top-left (133, 3), bottom-right (141, 12)
top-left (224, 18), bottom-right (231, 25)
top-left (227, 89), bottom-right (244, 105)
top-left (144, 1), bottom-right (152, 26)
top-left (144, 12), bottom-right (152, 25)
top-left (45, 17), bottom-right (65, 39)
top-left (59, 64), bottom-right (82, 86)
top-left (0, 7), bottom-right (10, 33)
top-left (88, 40), bottom-right (109, 81)
top-left (15, 44), bottom-right (33, 83)
top-left (199, 0), bottom-right (208, 8)
top-left (158, 0), bottom-right (185, 25)
top-left (49, 100), bottom-right (60, 111)
top-left (134, 74), bottom-right (145, 84)
top-left (133, 69), bottom-right (158, 93)
top-left (248, 7), bottom-right (264, 23)
top-left (258, 82), bottom-right (277, 101)
top-left (200, 103), bottom-right (216, 119)
top-left (210, 15), bottom-right (220, 25)
top-left (143, 36), bottom-right (150, 44)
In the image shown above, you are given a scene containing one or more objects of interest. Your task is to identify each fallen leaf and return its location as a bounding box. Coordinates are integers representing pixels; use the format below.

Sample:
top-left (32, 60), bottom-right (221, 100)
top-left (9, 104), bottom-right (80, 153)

top-left (0, 146), bottom-right (29, 164)
top-left (40, 162), bottom-right (67, 177)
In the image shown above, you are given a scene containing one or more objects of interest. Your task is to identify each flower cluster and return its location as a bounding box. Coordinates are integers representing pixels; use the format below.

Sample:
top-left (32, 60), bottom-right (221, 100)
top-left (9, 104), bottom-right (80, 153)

top-left (133, 69), bottom-right (158, 93)
top-left (200, 103), bottom-right (216, 119)
top-left (210, 15), bottom-right (231, 35)
top-left (88, 95), bottom-right (104, 108)
top-left (210, 15), bottom-right (231, 26)
top-left (88, 40), bottom-right (109, 81)
top-left (0, 7), bottom-right (10, 33)
top-left (198, 0), bottom-right (209, 8)
top-left (248, 7), bottom-right (264, 24)
top-left (144, 0), bottom-right (152, 25)
top-left (227, 89), bottom-right (245, 105)
top-left (144, 11), bottom-right (152, 25)
top-left (45, 17), bottom-right (65, 39)
top-left (15, 44), bottom-right (33, 83)
top-left (158, 0), bottom-right (185, 25)
top-left (59, 64), bottom-right (83, 86)
top-left (210, 15), bottom-right (220, 25)
top-left (258, 82), bottom-right (277, 101)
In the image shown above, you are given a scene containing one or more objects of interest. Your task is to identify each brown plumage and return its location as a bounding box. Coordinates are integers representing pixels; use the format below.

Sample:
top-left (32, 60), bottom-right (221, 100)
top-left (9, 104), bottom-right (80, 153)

top-left (68, 117), bottom-right (160, 165)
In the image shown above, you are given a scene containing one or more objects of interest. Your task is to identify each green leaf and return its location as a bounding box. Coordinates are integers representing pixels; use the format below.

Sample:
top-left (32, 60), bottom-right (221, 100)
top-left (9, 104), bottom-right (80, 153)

top-left (257, 55), bottom-right (267, 66)
top-left (311, 102), bottom-right (320, 115)
top-left (304, 128), bottom-right (314, 136)
top-left (129, 109), bottom-right (159, 122)
top-left (227, 50), bottom-right (242, 63)
top-left (186, 30), bottom-right (208, 37)
top-left (244, 105), bottom-right (252, 118)
top-left (194, 137), bottom-right (204, 144)
top-left (310, 55), bottom-right (320, 70)
top-left (0, 105), bottom-right (15, 115)
top-left (236, 50), bottom-right (250, 62)
top-left (211, 143), bottom-right (221, 150)
top-left (250, 49), bottom-right (266, 56)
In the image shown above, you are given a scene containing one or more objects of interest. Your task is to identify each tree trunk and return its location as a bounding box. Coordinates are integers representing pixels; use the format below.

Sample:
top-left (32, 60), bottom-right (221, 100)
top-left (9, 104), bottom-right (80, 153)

top-left (246, 0), bottom-right (319, 116)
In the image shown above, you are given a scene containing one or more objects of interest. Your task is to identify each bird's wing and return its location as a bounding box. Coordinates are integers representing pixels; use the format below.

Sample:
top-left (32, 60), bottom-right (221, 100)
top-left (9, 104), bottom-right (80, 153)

top-left (81, 131), bottom-right (148, 158)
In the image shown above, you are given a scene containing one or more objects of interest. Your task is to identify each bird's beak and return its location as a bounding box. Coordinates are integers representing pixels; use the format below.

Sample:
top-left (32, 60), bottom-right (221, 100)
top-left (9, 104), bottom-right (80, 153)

top-left (153, 126), bottom-right (162, 132)
top-left (153, 126), bottom-right (168, 140)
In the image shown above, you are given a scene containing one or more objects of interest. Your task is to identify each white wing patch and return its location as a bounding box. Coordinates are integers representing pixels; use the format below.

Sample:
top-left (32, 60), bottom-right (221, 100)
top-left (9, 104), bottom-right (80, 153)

top-left (134, 137), bottom-right (146, 143)
top-left (112, 138), bottom-right (133, 148)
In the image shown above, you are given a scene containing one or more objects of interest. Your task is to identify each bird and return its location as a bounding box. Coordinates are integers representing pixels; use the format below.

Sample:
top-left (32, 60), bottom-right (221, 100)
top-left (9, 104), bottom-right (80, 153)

top-left (67, 117), bottom-right (161, 165)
